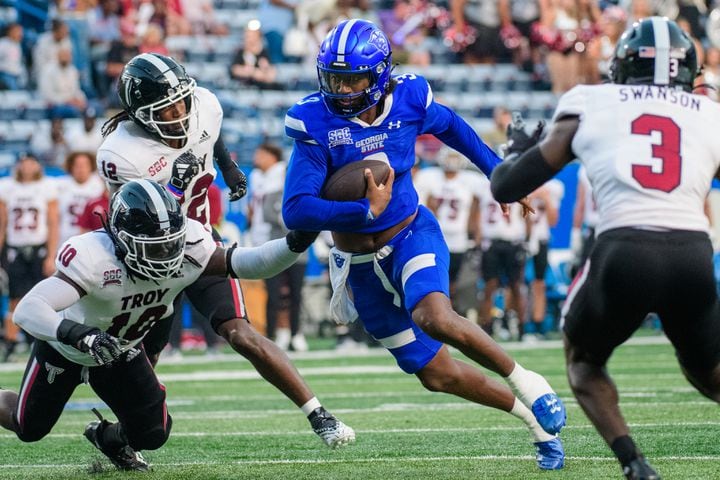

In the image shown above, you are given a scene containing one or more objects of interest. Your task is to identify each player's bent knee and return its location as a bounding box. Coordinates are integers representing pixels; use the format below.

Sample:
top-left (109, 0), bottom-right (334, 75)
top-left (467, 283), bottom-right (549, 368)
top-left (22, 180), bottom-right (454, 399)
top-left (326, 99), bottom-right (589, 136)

top-left (128, 416), bottom-right (173, 451)
top-left (15, 424), bottom-right (51, 443)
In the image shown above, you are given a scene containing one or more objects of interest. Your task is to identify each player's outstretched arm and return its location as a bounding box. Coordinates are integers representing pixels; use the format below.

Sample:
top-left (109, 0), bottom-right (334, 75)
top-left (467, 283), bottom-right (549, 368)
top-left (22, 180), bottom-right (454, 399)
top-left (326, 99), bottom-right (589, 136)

top-left (203, 231), bottom-right (319, 279)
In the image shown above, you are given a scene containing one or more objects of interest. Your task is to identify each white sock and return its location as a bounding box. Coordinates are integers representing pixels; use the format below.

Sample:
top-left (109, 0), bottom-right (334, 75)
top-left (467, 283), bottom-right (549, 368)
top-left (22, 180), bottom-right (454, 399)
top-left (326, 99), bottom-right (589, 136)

top-left (505, 362), bottom-right (555, 409)
top-left (300, 397), bottom-right (322, 416)
top-left (510, 398), bottom-right (555, 442)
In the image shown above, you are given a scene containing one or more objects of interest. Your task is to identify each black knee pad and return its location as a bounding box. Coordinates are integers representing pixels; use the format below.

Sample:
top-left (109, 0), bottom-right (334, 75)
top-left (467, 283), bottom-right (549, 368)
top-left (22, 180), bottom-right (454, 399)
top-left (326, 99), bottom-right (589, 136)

top-left (128, 415), bottom-right (172, 451)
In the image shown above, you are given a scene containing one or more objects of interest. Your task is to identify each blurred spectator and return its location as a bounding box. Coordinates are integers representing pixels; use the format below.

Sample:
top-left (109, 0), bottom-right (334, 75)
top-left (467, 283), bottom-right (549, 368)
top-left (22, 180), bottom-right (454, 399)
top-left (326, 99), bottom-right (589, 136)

top-left (506, 0), bottom-right (541, 72)
top-left (30, 118), bottom-right (71, 167)
top-left (481, 106), bottom-right (512, 154)
top-left (248, 143), bottom-right (309, 351)
top-left (56, 151), bottom-right (106, 243)
top-left (534, 0), bottom-right (600, 94)
top-left (39, 47), bottom-right (88, 118)
top-left (88, 0), bottom-right (122, 48)
top-left (450, 0), bottom-right (510, 64)
top-left (66, 108), bottom-right (104, 152)
top-left (55, 1), bottom-right (97, 97)
top-left (138, 23), bottom-right (169, 55)
top-left (32, 19), bottom-right (72, 86)
top-left (337, 0), bottom-right (379, 23)
top-left (0, 23), bottom-right (26, 90)
top-left (258, 0), bottom-right (300, 64)
top-left (699, 47), bottom-right (720, 100)
top-left (104, 23), bottom-right (139, 103)
top-left (180, 0), bottom-right (229, 35)
top-left (378, 0), bottom-right (432, 66)
top-left (677, 16), bottom-right (704, 66)
top-left (230, 22), bottom-right (279, 89)
top-left (587, 5), bottom-right (627, 83)
top-left (626, 0), bottom-right (655, 26)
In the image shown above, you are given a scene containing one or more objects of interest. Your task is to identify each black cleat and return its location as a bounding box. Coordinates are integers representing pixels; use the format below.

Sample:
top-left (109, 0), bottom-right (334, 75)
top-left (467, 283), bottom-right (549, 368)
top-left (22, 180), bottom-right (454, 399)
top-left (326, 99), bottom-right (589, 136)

top-left (308, 407), bottom-right (356, 448)
top-left (623, 456), bottom-right (660, 480)
top-left (83, 409), bottom-right (150, 472)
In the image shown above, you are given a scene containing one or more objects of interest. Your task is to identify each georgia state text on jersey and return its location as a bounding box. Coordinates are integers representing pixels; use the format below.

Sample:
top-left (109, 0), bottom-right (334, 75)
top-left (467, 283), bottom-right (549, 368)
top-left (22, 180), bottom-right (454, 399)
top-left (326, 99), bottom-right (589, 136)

top-left (96, 86), bottom-right (222, 228)
top-left (55, 174), bottom-right (106, 243)
top-left (0, 178), bottom-right (57, 247)
top-left (283, 74), bottom-right (500, 234)
top-left (50, 219), bottom-right (215, 366)
top-left (555, 83), bottom-right (720, 235)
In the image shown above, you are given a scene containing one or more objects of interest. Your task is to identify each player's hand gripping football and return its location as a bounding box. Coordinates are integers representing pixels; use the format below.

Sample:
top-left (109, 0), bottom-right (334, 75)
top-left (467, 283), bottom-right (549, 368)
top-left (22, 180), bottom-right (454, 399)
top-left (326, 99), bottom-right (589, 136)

top-left (366, 167), bottom-right (395, 220)
top-left (505, 111), bottom-right (545, 157)
top-left (77, 330), bottom-right (124, 366)
top-left (220, 163), bottom-right (247, 201)
top-left (168, 150), bottom-right (203, 197)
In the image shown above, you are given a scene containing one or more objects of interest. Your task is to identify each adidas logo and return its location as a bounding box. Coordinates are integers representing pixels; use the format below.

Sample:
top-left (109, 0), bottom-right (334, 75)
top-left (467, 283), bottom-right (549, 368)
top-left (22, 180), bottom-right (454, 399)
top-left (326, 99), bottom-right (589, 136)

top-left (199, 130), bottom-right (211, 143)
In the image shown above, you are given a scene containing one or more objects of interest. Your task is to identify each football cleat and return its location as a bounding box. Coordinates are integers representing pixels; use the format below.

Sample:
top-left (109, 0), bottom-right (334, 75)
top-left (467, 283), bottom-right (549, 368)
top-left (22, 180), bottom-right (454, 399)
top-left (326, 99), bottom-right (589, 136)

top-left (308, 407), bottom-right (356, 449)
top-left (623, 456), bottom-right (661, 480)
top-left (531, 393), bottom-right (567, 435)
top-left (84, 410), bottom-right (150, 472)
top-left (534, 437), bottom-right (565, 470)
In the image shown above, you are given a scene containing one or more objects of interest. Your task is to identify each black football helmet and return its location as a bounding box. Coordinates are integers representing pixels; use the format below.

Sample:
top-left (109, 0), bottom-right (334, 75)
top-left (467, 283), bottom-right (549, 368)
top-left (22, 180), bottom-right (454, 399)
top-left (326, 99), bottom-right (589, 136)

top-left (118, 53), bottom-right (197, 141)
top-left (109, 180), bottom-right (187, 280)
top-left (610, 17), bottom-right (698, 92)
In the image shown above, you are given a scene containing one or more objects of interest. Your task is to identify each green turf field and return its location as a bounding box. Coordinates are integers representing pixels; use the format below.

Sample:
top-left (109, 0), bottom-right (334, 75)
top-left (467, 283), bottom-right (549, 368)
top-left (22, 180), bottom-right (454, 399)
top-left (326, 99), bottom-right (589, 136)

top-left (1, 335), bottom-right (718, 479)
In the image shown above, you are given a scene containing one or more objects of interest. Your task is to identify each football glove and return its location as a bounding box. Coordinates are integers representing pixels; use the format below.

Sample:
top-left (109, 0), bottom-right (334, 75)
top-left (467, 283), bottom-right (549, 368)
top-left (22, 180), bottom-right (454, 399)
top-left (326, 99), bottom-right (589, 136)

top-left (168, 150), bottom-right (203, 197)
top-left (505, 112), bottom-right (545, 157)
top-left (77, 331), bottom-right (124, 366)
top-left (219, 162), bottom-right (247, 201)
top-left (56, 319), bottom-right (124, 366)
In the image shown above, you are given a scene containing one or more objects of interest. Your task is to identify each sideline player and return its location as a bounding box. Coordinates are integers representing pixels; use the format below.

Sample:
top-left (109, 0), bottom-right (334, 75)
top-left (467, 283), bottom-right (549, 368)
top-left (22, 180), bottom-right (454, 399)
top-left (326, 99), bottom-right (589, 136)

top-left (283, 19), bottom-right (566, 470)
top-left (97, 53), bottom-right (354, 448)
top-left (0, 180), bottom-right (319, 470)
top-left (491, 17), bottom-right (720, 479)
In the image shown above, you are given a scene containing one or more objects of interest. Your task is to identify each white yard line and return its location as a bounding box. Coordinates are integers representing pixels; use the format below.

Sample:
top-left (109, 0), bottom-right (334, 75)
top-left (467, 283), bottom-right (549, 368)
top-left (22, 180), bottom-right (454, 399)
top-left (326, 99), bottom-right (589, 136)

top-left (5, 453), bottom-right (720, 469)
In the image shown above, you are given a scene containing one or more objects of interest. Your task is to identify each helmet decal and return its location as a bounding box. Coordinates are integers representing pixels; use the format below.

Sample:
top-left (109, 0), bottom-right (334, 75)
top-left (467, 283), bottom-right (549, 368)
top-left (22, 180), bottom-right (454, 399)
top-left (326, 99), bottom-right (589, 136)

top-left (368, 30), bottom-right (390, 57)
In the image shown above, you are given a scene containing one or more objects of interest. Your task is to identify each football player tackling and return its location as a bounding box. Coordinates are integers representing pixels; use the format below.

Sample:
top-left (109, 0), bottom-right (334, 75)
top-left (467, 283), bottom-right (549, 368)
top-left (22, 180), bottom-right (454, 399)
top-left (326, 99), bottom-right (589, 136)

top-left (491, 17), bottom-right (720, 480)
top-left (282, 19), bottom-right (566, 470)
top-left (0, 180), bottom-right (318, 470)
top-left (98, 53), bottom-right (354, 449)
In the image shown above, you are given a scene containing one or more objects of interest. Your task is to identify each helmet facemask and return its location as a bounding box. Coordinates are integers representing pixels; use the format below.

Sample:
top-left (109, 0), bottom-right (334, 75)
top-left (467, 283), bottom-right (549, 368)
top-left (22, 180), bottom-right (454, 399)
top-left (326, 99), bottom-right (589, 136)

top-left (318, 61), bottom-right (391, 117)
top-left (114, 224), bottom-right (187, 281)
top-left (133, 77), bottom-right (198, 141)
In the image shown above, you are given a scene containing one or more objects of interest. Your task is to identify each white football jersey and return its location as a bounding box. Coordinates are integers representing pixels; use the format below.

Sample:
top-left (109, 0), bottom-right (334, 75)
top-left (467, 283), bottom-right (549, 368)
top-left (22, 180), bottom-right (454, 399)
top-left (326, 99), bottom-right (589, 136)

top-left (577, 166), bottom-right (599, 228)
top-left (429, 170), bottom-right (484, 253)
top-left (529, 179), bottom-right (564, 243)
top-left (0, 178), bottom-right (57, 246)
top-left (49, 219), bottom-right (215, 366)
top-left (555, 84), bottom-right (720, 235)
top-left (412, 166), bottom-right (443, 206)
top-left (55, 174), bottom-right (106, 243)
top-left (478, 182), bottom-right (526, 243)
top-left (97, 87), bottom-right (223, 229)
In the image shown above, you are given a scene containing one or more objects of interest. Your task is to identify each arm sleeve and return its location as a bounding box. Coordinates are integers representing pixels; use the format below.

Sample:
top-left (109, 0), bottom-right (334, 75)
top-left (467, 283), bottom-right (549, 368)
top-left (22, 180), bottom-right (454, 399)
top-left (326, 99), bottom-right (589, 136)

top-left (14, 276), bottom-right (81, 341)
top-left (282, 140), bottom-right (373, 232)
top-left (213, 132), bottom-right (235, 173)
top-left (490, 146), bottom-right (561, 203)
top-left (230, 237), bottom-right (299, 279)
top-left (421, 101), bottom-right (501, 177)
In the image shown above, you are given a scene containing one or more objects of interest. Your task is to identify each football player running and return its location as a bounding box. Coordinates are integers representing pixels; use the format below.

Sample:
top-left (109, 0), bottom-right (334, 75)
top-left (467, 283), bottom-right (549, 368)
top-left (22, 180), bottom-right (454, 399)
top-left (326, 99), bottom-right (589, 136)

top-left (282, 19), bottom-right (566, 470)
top-left (491, 17), bottom-right (720, 479)
top-left (97, 53), bottom-right (354, 449)
top-left (0, 180), bottom-right (320, 470)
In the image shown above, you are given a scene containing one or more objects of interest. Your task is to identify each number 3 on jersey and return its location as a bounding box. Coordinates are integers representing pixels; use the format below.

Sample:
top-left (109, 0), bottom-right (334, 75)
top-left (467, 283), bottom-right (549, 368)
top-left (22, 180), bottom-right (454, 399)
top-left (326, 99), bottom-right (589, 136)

top-left (630, 114), bottom-right (681, 193)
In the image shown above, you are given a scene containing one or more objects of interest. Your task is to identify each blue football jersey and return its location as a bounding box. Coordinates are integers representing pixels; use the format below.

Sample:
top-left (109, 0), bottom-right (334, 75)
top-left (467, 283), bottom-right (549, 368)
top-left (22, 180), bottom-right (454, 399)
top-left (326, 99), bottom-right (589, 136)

top-left (283, 74), bottom-right (500, 234)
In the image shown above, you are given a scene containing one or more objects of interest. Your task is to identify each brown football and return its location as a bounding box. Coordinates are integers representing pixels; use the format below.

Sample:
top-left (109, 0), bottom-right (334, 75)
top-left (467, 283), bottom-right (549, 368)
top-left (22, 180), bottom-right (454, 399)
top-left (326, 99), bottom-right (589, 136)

top-left (321, 159), bottom-right (391, 201)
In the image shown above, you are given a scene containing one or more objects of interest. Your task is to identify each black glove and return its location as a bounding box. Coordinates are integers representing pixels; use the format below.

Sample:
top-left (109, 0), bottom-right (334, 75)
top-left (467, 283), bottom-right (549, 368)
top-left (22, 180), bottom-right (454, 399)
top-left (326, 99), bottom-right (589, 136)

top-left (168, 150), bottom-right (203, 196)
top-left (286, 230), bottom-right (320, 253)
top-left (57, 319), bottom-right (124, 366)
top-left (505, 112), bottom-right (545, 157)
top-left (219, 163), bottom-right (247, 201)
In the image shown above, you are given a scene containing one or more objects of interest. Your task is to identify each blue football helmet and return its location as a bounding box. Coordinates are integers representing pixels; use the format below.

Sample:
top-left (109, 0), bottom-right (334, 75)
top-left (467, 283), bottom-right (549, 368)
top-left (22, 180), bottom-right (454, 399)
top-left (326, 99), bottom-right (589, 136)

top-left (317, 19), bottom-right (393, 117)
